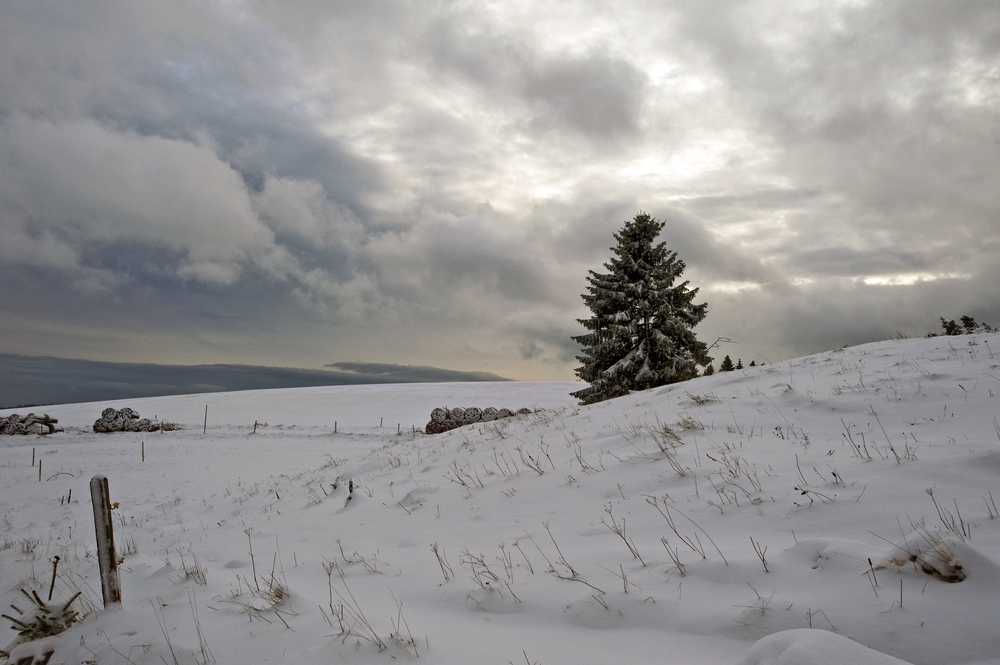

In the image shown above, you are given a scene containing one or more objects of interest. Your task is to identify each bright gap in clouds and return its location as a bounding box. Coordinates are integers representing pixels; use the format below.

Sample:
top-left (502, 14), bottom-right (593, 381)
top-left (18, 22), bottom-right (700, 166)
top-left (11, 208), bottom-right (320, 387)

top-left (707, 280), bottom-right (763, 294)
top-left (863, 272), bottom-right (972, 286)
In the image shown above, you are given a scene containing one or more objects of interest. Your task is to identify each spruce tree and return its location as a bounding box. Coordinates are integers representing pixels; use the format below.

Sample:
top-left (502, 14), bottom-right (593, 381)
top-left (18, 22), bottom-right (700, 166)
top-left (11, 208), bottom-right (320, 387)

top-left (719, 355), bottom-right (735, 372)
top-left (571, 212), bottom-right (710, 404)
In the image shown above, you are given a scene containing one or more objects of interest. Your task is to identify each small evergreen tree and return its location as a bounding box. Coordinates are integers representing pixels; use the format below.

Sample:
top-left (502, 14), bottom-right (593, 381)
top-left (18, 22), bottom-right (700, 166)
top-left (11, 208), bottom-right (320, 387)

top-left (940, 317), bottom-right (962, 336)
top-left (749, 360), bottom-right (756, 367)
top-left (703, 364), bottom-right (715, 376)
top-left (719, 355), bottom-right (735, 372)
top-left (571, 212), bottom-right (710, 404)
top-left (735, 358), bottom-right (744, 370)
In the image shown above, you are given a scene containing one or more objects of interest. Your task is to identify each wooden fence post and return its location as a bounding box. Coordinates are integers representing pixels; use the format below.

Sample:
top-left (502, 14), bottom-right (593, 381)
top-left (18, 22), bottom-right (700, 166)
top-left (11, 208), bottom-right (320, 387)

top-left (90, 475), bottom-right (121, 607)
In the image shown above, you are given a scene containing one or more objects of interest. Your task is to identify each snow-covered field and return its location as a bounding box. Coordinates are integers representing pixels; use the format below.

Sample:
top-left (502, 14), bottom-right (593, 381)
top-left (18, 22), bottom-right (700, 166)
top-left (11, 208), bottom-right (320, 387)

top-left (2, 334), bottom-right (1000, 665)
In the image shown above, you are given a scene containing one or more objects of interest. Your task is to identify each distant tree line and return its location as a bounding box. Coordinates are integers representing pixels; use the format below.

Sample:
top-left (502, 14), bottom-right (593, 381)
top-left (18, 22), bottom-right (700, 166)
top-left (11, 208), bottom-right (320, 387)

top-left (704, 355), bottom-right (754, 375)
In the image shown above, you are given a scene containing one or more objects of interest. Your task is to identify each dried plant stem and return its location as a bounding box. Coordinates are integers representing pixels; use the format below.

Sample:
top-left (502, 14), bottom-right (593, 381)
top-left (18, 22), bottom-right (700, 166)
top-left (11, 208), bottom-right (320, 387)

top-left (750, 538), bottom-right (768, 572)
top-left (646, 495), bottom-right (728, 564)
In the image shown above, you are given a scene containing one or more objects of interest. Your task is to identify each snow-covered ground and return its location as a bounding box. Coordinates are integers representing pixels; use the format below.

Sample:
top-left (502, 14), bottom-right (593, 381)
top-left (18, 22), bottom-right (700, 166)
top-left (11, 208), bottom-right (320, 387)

top-left (2, 334), bottom-right (1000, 665)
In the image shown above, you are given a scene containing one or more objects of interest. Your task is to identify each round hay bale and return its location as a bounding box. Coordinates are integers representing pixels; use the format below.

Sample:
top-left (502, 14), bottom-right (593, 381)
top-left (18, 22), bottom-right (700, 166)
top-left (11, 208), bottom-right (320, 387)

top-left (481, 407), bottom-right (498, 422)
top-left (1, 417), bottom-right (26, 435)
top-left (93, 407), bottom-right (150, 433)
top-left (496, 408), bottom-right (514, 419)
top-left (449, 407), bottom-right (466, 422)
top-left (463, 407), bottom-right (482, 423)
top-left (136, 418), bottom-right (159, 432)
top-left (430, 408), bottom-right (448, 423)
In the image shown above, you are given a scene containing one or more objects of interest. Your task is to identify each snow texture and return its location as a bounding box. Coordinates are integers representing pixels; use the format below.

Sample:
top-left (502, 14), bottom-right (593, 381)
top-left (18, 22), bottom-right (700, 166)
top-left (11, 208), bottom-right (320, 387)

top-left (1, 334), bottom-right (1000, 664)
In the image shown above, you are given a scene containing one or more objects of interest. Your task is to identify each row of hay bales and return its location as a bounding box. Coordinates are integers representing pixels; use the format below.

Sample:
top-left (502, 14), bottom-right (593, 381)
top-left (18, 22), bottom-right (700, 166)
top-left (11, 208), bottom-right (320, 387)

top-left (0, 413), bottom-right (61, 435)
top-left (93, 407), bottom-right (161, 433)
top-left (424, 406), bottom-right (531, 434)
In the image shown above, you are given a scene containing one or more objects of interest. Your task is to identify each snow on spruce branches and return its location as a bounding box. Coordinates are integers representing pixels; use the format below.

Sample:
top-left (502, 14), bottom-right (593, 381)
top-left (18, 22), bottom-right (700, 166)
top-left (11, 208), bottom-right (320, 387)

top-left (572, 212), bottom-right (710, 404)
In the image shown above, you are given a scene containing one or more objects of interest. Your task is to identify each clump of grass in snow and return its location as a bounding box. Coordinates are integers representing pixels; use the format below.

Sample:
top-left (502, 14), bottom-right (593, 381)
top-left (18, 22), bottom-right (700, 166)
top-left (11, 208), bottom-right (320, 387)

top-left (926, 488), bottom-right (972, 541)
top-left (874, 520), bottom-right (967, 583)
top-left (1, 588), bottom-right (82, 661)
top-left (459, 549), bottom-right (519, 601)
top-left (687, 392), bottom-right (719, 405)
top-left (179, 550), bottom-right (207, 586)
top-left (646, 495), bottom-right (728, 564)
top-left (321, 562), bottom-right (387, 651)
top-left (734, 583), bottom-right (775, 616)
top-left (430, 543), bottom-right (454, 582)
top-left (600, 504), bottom-right (645, 565)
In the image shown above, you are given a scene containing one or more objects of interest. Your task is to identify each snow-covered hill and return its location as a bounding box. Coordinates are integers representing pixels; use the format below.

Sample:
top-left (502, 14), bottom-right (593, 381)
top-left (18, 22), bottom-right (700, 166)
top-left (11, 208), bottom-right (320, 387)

top-left (2, 334), bottom-right (999, 664)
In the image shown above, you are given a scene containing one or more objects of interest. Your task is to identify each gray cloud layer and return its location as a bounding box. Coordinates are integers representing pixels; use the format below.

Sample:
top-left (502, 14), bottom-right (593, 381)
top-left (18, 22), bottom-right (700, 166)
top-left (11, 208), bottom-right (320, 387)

top-left (2, 0), bottom-right (998, 402)
top-left (0, 355), bottom-right (508, 408)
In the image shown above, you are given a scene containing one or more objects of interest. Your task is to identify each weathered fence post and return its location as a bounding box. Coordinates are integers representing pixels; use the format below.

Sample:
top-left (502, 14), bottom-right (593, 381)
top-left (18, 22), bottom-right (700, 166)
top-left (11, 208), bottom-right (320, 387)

top-left (90, 475), bottom-right (121, 607)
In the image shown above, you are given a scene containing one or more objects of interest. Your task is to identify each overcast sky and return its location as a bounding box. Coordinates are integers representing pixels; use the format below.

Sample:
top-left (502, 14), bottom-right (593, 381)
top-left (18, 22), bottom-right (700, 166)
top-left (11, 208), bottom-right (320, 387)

top-left (2, 0), bottom-right (998, 397)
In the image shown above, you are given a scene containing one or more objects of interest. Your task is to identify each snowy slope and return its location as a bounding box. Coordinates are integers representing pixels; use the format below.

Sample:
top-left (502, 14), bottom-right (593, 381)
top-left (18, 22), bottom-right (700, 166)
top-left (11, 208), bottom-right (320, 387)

top-left (1, 334), bottom-right (999, 664)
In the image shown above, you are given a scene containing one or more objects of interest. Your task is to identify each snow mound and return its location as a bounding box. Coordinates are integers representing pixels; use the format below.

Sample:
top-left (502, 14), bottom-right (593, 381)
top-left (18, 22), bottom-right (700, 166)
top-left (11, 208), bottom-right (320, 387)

top-left (738, 629), bottom-right (914, 665)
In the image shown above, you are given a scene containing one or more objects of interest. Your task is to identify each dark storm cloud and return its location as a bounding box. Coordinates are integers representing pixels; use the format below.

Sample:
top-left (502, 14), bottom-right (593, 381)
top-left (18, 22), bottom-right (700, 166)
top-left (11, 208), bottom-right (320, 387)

top-left (0, 355), bottom-right (509, 408)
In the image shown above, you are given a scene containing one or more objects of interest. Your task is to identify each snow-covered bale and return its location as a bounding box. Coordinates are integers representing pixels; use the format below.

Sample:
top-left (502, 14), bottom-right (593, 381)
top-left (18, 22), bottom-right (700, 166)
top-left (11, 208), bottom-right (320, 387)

top-left (92, 407), bottom-right (160, 433)
top-left (0, 413), bottom-right (61, 435)
top-left (423, 406), bottom-right (532, 433)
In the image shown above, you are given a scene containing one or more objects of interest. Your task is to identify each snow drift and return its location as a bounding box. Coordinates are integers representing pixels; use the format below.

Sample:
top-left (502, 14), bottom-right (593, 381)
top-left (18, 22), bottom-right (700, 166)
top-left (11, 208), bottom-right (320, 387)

top-left (1, 335), bottom-right (999, 664)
